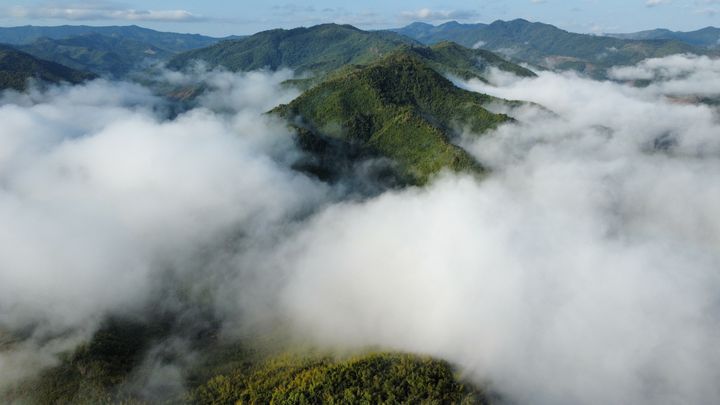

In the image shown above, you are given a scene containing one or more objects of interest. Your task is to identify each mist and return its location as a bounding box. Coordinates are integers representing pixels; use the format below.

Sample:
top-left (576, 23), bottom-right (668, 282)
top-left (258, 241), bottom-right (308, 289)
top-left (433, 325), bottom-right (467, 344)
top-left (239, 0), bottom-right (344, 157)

top-left (1, 55), bottom-right (720, 404)
top-left (0, 69), bottom-right (326, 387)
top-left (269, 59), bottom-right (720, 404)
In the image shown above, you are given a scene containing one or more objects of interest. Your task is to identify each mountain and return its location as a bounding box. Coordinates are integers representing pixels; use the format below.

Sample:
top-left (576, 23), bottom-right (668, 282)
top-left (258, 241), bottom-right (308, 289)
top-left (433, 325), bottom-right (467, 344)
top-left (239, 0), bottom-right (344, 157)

top-left (607, 27), bottom-right (720, 48)
top-left (0, 45), bottom-right (95, 90)
top-left (272, 52), bottom-right (513, 185)
top-left (0, 25), bottom-right (223, 53)
top-left (393, 19), bottom-right (707, 76)
top-left (168, 23), bottom-right (534, 82)
top-left (17, 34), bottom-right (173, 77)
top-left (168, 23), bottom-right (419, 74)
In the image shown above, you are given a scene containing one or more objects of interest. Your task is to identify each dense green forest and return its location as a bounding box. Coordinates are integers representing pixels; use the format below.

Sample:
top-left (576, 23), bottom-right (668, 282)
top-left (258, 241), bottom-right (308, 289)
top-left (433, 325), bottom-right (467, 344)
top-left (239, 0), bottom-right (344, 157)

top-left (273, 51), bottom-right (514, 184)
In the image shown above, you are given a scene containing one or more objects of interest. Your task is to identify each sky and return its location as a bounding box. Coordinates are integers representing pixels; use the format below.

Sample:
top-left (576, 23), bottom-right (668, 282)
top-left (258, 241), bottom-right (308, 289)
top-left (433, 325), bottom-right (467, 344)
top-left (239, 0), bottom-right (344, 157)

top-left (0, 0), bottom-right (717, 37)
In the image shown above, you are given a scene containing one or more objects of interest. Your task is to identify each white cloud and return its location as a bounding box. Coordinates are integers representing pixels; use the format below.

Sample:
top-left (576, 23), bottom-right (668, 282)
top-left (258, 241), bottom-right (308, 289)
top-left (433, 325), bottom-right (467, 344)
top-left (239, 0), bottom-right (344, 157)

top-left (0, 69), bottom-right (325, 388)
top-left (399, 8), bottom-right (479, 22)
top-left (268, 56), bottom-right (720, 404)
top-left (3, 50), bottom-right (720, 404)
top-left (609, 54), bottom-right (720, 96)
top-left (645, 0), bottom-right (672, 7)
top-left (6, 4), bottom-right (206, 22)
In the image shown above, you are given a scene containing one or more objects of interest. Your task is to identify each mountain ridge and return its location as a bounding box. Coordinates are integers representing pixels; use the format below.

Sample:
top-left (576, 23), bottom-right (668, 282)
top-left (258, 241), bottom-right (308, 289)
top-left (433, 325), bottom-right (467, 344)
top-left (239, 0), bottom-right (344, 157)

top-left (0, 44), bottom-right (96, 90)
top-left (392, 19), bottom-right (712, 77)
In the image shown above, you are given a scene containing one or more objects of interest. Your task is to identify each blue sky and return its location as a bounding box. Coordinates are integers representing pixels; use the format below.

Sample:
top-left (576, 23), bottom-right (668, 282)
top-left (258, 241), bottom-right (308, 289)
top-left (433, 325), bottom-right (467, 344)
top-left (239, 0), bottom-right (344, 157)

top-left (0, 1), bottom-right (718, 37)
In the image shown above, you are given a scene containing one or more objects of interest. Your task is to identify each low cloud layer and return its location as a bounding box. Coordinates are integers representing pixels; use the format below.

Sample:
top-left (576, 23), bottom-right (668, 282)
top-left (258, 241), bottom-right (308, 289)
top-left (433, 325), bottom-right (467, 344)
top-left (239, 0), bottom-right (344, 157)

top-left (610, 53), bottom-right (720, 96)
top-left (1, 55), bottom-right (720, 404)
top-left (271, 59), bottom-right (720, 404)
top-left (0, 69), bottom-right (324, 386)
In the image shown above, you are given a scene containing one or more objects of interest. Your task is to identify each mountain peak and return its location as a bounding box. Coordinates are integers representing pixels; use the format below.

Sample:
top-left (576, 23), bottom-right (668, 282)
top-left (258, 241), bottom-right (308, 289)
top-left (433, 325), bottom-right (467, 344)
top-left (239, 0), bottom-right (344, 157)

top-left (273, 54), bottom-right (512, 184)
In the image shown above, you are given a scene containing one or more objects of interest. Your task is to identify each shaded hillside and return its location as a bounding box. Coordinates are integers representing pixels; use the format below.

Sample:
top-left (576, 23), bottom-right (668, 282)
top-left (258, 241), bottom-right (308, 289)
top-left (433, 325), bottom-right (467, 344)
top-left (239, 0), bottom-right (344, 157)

top-left (0, 45), bottom-right (95, 90)
top-left (273, 52), bottom-right (512, 185)
top-left (607, 27), bottom-right (720, 48)
top-left (0, 25), bottom-right (224, 53)
top-left (18, 34), bottom-right (172, 77)
top-left (393, 19), bottom-right (708, 76)
top-left (407, 41), bottom-right (536, 80)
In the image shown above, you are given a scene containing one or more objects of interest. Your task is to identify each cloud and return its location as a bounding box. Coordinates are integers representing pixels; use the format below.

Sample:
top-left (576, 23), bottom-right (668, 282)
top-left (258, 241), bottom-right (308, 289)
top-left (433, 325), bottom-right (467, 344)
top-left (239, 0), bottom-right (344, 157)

top-left (5, 3), bottom-right (206, 22)
top-left (609, 54), bottom-right (720, 96)
top-left (0, 69), bottom-right (325, 389)
top-left (645, 0), bottom-right (671, 7)
top-left (3, 52), bottom-right (720, 404)
top-left (264, 57), bottom-right (720, 404)
top-left (399, 8), bottom-right (480, 22)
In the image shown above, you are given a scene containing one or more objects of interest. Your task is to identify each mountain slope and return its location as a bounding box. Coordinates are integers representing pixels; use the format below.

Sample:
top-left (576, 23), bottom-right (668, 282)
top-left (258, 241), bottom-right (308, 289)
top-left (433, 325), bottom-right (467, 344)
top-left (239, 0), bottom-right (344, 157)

top-left (0, 45), bottom-right (95, 90)
top-left (393, 19), bottom-right (707, 76)
top-left (607, 27), bottom-right (720, 48)
top-left (407, 41), bottom-right (536, 79)
top-left (17, 34), bottom-right (172, 77)
top-left (0, 25), bottom-right (223, 53)
top-left (273, 52), bottom-right (512, 184)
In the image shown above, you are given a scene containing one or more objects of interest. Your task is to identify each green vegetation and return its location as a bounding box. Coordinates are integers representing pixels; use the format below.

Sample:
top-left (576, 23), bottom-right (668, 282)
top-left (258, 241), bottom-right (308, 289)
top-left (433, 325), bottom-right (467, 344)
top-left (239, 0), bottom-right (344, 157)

top-left (167, 23), bottom-right (534, 82)
top-left (2, 318), bottom-right (488, 404)
top-left (18, 34), bottom-right (173, 77)
top-left (191, 352), bottom-right (487, 405)
top-left (273, 52), bottom-right (513, 184)
top-left (393, 19), bottom-right (715, 77)
top-left (0, 45), bottom-right (96, 90)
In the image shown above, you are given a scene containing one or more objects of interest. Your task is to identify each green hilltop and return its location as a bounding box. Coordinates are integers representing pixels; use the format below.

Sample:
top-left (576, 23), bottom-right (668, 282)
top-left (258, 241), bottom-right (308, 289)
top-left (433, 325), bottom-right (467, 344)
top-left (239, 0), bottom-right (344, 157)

top-left (273, 51), bottom-right (513, 185)
top-left (2, 316), bottom-right (489, 404)
top-left (0, 45), bottom-right (96, 91)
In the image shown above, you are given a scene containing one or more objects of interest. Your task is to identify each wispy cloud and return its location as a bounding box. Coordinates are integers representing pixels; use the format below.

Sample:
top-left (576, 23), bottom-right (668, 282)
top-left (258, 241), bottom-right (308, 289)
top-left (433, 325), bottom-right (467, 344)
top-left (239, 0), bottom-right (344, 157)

top-left (645, 0), bottom-right (671, 7)
top-left (5, 3), bottom-right (206, 22)
top-left (399, 8), bottom-right (479, 22)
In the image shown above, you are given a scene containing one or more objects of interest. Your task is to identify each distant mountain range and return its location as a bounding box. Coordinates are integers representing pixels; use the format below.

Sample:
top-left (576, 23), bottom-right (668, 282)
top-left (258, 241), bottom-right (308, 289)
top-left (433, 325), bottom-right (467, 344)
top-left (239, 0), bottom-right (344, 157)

top-left (607, 27), bottom-right (720, 48)
top-left (0, 44), bottom-right (95, 91)
top-left (0, 20), bottom-right (716, 82)
top-left (0, 25), bottom-right (230, 52)
top-left (167, 24), bottom-right (535, 82)
top-left (0, 25), bottom-right (241, 78)
top-left (392, 19), bottom-right (716, 77)
top-left (15, 34), bottom-right (173, 77)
